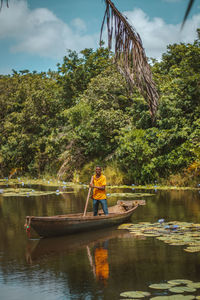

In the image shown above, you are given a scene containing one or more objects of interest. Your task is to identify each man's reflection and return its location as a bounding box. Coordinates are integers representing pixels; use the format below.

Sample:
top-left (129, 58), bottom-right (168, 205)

top-left (87, 240), bottom-right (109, 286)
top-left (94, 241), bottom-right (109, 285)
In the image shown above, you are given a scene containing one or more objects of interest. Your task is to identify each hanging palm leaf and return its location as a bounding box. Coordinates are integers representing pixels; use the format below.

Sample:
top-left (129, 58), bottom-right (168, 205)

top-left (100, 0), bottom-right (159, 120)
top-left (181, 0), bottom-right (194, 29)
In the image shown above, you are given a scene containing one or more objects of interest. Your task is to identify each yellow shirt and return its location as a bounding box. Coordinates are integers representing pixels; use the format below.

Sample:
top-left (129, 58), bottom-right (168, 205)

top-left (93, 174), bottom-right (106, 200)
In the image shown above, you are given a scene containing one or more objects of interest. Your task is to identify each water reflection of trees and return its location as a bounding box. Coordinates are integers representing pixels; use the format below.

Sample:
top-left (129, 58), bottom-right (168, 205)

top-left (136, 190), bottom-right (200, 223)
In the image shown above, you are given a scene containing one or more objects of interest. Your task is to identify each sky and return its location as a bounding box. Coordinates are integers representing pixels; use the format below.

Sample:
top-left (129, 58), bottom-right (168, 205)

top-left (0, 0), bottom-right (200, 75)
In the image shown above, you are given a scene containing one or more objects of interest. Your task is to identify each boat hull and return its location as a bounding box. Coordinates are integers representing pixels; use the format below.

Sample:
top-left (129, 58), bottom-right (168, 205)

top-left (28, 205), bottom-right (138, 238)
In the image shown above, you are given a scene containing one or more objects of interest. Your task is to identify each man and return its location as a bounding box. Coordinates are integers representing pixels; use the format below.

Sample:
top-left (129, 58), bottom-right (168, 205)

top-left (90, 166), bottom-right (108, 216)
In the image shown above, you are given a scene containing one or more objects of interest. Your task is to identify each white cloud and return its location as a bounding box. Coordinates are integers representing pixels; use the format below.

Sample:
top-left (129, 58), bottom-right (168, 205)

top-left (0, 0), bottom-right (98, 59)
top-left (70, 18), bottom-right (87, 33)
top-left (0, 0), bottom-right (199, 62)
top-left (123, 8), bottom-right (200, 60)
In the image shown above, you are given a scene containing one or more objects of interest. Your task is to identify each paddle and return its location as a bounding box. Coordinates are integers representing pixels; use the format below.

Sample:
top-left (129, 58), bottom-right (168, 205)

top-left (83, 176), bottom-right (93, 217)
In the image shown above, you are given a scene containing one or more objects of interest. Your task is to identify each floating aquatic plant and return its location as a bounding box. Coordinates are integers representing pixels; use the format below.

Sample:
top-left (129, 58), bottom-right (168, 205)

top-left (107, 184), bottom-right (199, 191)
top-left (0, 178), bottom-right (80, 188)
top-left (148, 280), bottom-right (200, 299)
top-left (1, 178), bottom-right (200, 191)
top-left (187, 282), bottom-right (200, 289)
top-left (109, 192), bottom-right (154, 198)
top-left (149, 283), bottom-right (174, 289)
top-left (0, 187), bottom-right (74, 197)
top-left (118, 221), bottom-right (200, 253)
top-left (150, 296), bottom-right (195, 299)
top-left (119, 278), bottom-right (200, 299)
top-left (169, 286), bottom-right (196, 293)
top-left (184, 246), bottom-right (200, 253)
top-left (120, 290), bottom-right (150, 298)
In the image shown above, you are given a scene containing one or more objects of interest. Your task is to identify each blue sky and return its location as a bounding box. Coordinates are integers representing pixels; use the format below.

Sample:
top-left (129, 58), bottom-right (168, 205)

top-left (0, 0), bottom-right (200, 75)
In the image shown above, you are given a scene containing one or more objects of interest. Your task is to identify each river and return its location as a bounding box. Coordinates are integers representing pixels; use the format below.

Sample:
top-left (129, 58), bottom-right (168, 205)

top-left (0, 180), bottom-right (200, 300)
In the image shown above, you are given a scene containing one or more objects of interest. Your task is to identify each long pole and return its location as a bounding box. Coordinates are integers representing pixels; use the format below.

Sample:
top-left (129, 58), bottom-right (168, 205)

top-left (83, 176), bottom-right (93, 217)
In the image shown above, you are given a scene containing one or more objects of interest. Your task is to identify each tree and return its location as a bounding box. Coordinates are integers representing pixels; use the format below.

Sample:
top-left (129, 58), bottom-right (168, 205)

top-left (115, 33), bottom-right (200, 184)
top-left (56, 47), bottom-right (111, 108)
top-left (57, 65), bottom-right (133, 180)
top-left (0, 72), bottom-right (63, 176)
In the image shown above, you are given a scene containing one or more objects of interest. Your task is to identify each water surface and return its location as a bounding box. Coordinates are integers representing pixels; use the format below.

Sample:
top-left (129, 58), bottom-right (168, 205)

top-left (0, 183), bottom-right (200, 300)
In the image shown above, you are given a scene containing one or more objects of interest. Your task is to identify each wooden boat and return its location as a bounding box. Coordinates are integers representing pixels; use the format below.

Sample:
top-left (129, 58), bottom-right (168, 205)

top-left (25, 200), bottom-right (145, 238)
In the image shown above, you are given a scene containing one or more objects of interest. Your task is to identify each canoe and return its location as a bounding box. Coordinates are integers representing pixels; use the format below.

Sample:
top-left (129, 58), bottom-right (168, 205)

top-left (25, 200), bottom-right (145, 238)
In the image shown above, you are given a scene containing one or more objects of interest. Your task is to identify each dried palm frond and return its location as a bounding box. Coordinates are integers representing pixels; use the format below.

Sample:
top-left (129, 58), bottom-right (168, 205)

top-left (100, 0), bottom-right (159, 120)
top-left (181, 0), bottom-right (194, 30)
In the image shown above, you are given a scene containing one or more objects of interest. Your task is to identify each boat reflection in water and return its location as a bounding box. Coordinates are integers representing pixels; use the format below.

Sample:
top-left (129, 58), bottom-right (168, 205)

top-left (25, 227), bottom-right (132, 285)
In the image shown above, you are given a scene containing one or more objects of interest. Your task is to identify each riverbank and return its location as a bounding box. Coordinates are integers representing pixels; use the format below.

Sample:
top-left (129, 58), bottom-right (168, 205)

top-left (1, 177), bottom-right (200, 191)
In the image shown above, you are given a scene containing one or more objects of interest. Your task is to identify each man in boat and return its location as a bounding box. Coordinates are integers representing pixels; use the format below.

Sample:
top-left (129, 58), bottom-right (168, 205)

top-left (90, 166), bottom-right (108, 216)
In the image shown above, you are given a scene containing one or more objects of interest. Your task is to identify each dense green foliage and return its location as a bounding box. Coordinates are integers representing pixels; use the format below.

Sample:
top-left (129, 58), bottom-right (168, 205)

top-left (0, 33), bottom-right (200, 186)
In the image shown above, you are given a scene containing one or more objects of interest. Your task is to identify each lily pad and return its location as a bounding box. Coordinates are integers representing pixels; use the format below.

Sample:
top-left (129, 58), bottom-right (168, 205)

top-left (150, 297), bottom-right (171, 300)
top-left (150, 296), bottom-right (195, 300)
top-left (149, 283), bottom-right (173, 289)
top-left (120, 291), bottom-right (151, 298)
top-left (168, 280), bottom-right (194, 285)
top-left (110, 192), bottom-right (154, 198)
top-left (0, 187), bottom-right (75, 197)
top-left (129, 231), bottom-right (143, 235)
top-left (187, 282), bottom-right (200, 288)
top-left (188, 242), bottom-right (200, 246)
top-left (169, 286), bottom-right (196, 293)
top-left (143, 233), bottom-right (161, 237)
top-left (133, 233), bottom-right (146, 238)
top-left (184, 247), bottom-right (200, 253)
top-left (157, 236), bottom-right (170, 241)
top-left (167, 280), bottom-right (191, 286)
top-left (118, 220), bottom-right (200, 254)
top-left (118, 224), bottom-right (133, 229)
top-left (169, 242), bottom-right (189, 246)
